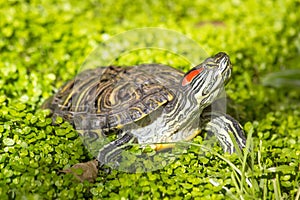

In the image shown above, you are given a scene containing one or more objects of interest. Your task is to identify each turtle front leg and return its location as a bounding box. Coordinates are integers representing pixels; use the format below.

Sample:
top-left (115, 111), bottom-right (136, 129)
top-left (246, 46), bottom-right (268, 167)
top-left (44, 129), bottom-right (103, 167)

top-left (62, 131), bottom-right (136, 182)
top-left (96, 131), bottom-right (136, 166)
top-left (201, 111), bottom-right (246, 153)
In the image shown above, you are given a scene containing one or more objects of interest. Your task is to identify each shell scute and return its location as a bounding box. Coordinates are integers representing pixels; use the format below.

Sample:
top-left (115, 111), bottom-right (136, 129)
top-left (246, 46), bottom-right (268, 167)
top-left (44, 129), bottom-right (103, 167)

top-left (44, 64), bottom-right (183, 131)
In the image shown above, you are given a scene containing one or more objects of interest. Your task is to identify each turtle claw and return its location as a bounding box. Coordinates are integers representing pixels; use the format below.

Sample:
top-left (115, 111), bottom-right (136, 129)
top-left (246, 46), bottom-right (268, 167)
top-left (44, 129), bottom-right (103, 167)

top-left (61, 159), bottom-right (99, 183)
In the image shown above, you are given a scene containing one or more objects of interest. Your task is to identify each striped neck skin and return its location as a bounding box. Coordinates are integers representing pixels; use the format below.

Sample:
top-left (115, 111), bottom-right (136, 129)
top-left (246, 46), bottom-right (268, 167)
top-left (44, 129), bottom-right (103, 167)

top-left (165, 52), bottom-right (232, 128)
top-left (182, 52), bottom-right (232, 108)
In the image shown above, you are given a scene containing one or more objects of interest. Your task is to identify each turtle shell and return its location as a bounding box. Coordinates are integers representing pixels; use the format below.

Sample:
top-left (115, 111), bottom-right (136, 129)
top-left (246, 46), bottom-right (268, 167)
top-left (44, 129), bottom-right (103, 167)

top-left (43, 64), bottom-right (184, 132)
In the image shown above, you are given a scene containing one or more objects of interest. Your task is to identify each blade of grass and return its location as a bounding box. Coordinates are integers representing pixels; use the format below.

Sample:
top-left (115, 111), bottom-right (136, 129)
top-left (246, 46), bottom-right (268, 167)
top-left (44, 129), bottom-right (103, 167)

top-left (295, 186), bottom-right (300, 200)
top-left (231, 171), bottom-right (243, 200)
top-left (181, 141), bottom-right (253, 198)
top-left (258, 140), bottom-right (263, 170)
top-left (209, 178), bottom-right (239, 200)
top-left (273, 173), bottom-right (282, 200)
top-left (228, 128), bottom-right (254, 189)
top-left (263, 178), bottom-right (267, 200)
top-left (179, 127), bottom-right (258, 199)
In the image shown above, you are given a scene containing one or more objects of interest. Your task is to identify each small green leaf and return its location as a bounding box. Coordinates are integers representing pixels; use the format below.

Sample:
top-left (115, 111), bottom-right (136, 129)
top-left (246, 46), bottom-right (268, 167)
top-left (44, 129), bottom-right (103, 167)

top-left (0, 95), bottom-right (7, 104)
top-left (14, 103), bottom-right (26, 111)
top-left (66, 132), bottom-right (77, 139)
top-left (30, 116), bottom-right (38, 124)
top-left (3, 27), bottom-right (13, 37)
top-left (3, 138), bottom-right (15, 146)
top-left (55, 116), bottom-right (63, 124)
top-left (19, 149), bottom-right (28, 157)
top-left (0, 125), bottom-right (4, 133)
top-left (55, 129), bottom-right (66, 136)
top-left (199, 157), bottom-right (209, 164)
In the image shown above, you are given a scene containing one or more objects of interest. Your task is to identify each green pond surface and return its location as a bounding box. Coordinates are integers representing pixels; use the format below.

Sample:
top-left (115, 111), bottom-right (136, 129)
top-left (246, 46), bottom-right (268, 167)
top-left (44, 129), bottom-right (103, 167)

top-left (0, 0), bottom-right (300, 199)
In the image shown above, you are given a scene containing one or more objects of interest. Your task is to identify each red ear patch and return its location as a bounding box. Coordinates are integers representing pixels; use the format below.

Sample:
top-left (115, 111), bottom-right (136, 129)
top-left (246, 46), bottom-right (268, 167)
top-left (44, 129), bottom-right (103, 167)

top-left (181, 67), bottom-right (204, 86)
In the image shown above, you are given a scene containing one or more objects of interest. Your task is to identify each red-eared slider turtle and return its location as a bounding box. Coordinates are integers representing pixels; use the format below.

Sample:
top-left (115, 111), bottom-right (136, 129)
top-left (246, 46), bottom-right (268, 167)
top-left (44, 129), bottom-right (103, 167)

top-left (43, 52), bottom-right (246, 182)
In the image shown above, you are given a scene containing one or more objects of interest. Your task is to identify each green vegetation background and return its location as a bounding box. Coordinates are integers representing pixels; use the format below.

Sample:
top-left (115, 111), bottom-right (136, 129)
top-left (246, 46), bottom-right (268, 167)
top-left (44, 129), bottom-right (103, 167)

top-left (0, 0), bottom-right (299, 199)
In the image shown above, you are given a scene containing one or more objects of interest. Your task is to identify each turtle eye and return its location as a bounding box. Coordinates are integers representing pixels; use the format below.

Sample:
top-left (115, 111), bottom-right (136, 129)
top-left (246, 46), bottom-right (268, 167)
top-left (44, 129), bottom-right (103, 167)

top-left (206, 63), bottom-right (218, 69)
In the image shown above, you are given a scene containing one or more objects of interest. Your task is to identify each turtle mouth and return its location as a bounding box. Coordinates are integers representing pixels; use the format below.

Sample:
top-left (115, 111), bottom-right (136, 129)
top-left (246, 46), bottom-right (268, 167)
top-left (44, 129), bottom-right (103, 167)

top-left (206, 66), bottom-right (231, 97)
top-left (219, 56), bottom-right (232, 84)
top-left (222, 67), bottom-right (232, 85)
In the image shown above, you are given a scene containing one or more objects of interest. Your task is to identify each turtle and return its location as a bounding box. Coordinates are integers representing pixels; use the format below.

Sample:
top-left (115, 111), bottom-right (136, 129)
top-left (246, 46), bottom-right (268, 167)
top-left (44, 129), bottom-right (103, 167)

top-left (42, 52), bottom-right (246, 182)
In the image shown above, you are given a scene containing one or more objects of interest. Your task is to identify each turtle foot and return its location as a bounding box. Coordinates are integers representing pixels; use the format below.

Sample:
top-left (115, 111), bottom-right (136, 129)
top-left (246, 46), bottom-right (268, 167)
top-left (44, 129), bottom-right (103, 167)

top-left (61, 159), bottom-right (99, 183)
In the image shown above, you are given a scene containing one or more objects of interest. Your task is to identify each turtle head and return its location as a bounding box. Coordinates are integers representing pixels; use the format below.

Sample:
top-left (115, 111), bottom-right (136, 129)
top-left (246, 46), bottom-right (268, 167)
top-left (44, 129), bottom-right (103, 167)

top-left (181, 52), bottom-right (232, 106)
